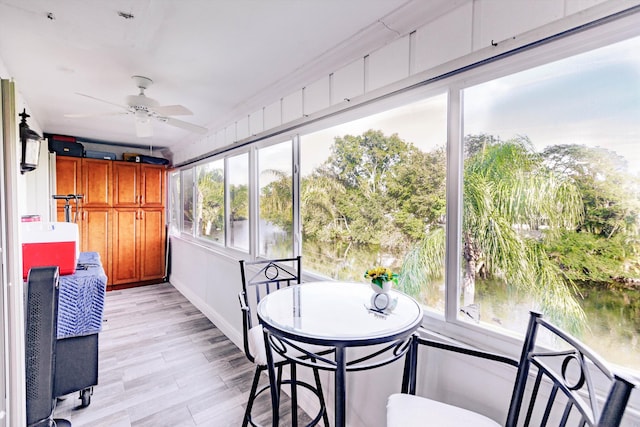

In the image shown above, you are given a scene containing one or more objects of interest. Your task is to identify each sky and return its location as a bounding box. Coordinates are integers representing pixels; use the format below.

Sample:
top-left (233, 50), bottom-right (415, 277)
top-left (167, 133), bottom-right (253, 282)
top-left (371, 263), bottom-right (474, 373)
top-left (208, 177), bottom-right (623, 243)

top-left (464, 35), bottom-right (640, 175)
top-left (300, 34), bottom-right (640, 176)
top-left (301, 94), bottom-right (447, 176)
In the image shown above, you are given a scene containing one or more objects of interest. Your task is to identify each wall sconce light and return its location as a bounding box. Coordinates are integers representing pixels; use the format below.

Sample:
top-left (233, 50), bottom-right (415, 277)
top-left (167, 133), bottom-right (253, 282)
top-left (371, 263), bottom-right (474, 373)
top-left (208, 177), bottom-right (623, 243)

top-left (19, 108), bottom-right (42, 174)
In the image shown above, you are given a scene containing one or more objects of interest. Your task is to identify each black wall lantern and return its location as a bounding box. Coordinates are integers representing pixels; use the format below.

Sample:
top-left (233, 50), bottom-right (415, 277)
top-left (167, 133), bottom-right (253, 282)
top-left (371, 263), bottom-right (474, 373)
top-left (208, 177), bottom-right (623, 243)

top-left (19, 108), bottom-right (42, 174)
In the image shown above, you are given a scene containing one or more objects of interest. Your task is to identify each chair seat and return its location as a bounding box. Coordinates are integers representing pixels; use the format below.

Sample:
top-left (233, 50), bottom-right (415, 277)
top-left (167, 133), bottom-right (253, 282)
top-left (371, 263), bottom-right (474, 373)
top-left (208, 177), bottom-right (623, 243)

top-left (248, 325), bottom-right (328, 366)
top-left (387, 393), bottom-right (500, 427)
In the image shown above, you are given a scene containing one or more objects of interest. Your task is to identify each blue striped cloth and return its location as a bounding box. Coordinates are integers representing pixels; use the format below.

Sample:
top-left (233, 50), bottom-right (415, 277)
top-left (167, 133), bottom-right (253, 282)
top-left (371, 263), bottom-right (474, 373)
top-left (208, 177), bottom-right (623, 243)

top-left (57, 252), bottom-right (107, 339)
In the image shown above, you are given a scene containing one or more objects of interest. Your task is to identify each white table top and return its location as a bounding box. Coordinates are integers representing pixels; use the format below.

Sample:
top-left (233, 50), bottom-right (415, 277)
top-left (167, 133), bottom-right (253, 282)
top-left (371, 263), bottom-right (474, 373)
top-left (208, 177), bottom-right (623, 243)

top-left (257, 281), bottom-right (423, 346)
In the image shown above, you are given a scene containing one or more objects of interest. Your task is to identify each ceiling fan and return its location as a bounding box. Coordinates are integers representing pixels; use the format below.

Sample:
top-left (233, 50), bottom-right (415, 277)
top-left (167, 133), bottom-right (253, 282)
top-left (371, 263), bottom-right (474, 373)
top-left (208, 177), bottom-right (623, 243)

top-left (66, 75), bottom-right (207, 138)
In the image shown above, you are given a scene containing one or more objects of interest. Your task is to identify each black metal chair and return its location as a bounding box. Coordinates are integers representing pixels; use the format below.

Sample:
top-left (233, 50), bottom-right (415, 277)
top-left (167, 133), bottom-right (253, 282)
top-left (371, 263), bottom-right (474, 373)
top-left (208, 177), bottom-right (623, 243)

top-left (238, 256), bottom-right (329, 427)
top-left (388, 311), bottom-right (635, 427)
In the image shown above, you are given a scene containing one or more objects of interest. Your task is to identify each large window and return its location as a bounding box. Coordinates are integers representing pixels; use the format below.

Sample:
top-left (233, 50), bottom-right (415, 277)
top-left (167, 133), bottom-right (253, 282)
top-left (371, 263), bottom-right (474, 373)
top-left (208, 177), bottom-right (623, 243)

top-left (461, 35), bottom-right (640, 369)
top-left (300, 94), bottom-right (448, 314)
top-left (196, 159), bottom-right (225, 244)
top-left (258, 141), bottom-right (294, 258)
top-left (228, 153), bottom-right (250, 251)
top-left (170, 26), bottom-right (640, 372)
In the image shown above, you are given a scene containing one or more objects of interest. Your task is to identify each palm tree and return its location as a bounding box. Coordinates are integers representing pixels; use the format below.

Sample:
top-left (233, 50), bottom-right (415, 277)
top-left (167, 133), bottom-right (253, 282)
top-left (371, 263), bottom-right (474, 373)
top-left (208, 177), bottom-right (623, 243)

top-left (401, 136), bottom-right (586, 331)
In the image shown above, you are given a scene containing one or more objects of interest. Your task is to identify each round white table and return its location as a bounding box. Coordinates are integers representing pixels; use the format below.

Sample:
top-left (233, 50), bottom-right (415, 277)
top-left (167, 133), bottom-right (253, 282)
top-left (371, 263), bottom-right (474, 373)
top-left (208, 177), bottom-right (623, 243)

top-left (257, 281), bottom-right (423, 427)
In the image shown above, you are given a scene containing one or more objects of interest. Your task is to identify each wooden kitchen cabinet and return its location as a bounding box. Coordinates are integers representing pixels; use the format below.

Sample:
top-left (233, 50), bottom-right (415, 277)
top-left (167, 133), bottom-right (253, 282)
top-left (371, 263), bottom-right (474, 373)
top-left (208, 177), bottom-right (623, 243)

top-left (80, 208), bottom-right (112, 281)
top-left (111, 208), bottom-right (138, 284)
top-left (111, 207), bottom-right (165, 285)
top-left (54, 157), bottom-right (82, 207)
top-left (82, 158), bottom-right (111, 207)
top-left (139, 208), bottom-right (166, 281)
top-left (55, 155), bottom-right (167, 289)
top-left (113, 162), bottom-right (165, 208)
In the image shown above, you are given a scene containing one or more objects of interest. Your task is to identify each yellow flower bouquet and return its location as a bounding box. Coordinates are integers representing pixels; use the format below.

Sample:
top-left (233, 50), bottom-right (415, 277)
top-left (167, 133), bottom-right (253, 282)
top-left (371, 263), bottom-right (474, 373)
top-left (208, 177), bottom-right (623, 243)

top-left (364, 266), bottom-right (398, 289)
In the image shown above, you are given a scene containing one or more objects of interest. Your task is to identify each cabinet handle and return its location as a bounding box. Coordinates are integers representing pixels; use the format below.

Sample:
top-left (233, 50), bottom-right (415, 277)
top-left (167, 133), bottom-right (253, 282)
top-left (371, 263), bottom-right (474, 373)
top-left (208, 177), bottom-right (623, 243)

top-left (140, 195), bottom-right (144, 205)
top-left (140, 210), bottom-right (144, 220)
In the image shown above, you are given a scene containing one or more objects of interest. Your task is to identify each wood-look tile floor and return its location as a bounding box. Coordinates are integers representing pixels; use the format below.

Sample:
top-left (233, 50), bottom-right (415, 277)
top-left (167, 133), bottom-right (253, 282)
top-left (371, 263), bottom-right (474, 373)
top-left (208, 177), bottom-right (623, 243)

top-left (53, 282), bottom-right (312, 426)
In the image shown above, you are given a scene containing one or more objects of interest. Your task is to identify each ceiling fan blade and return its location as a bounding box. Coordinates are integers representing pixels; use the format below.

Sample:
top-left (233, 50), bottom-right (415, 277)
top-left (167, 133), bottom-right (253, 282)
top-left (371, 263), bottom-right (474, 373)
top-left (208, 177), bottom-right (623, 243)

top-left (152, 104), bottom-right (193, 116)
top-left (76, 93), bottom-right (129, 110)
top-left (135, 116), bottom-right (154, 138)
top-left (159, 117), bottom-right (207, 134)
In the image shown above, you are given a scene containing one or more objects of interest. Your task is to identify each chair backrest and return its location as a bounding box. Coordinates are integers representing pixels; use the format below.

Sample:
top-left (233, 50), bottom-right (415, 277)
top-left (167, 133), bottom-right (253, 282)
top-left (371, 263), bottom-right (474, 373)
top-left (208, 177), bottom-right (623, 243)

top-left (238, 256), bottom-right (301, 363)
top-left (506, 311), bottom-right (635, 427)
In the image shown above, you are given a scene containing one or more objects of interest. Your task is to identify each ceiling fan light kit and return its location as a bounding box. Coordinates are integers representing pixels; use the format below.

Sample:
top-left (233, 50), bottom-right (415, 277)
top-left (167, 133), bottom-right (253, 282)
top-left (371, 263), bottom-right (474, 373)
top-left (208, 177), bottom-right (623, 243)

top-left (65, 75), bottom-right (207, 138)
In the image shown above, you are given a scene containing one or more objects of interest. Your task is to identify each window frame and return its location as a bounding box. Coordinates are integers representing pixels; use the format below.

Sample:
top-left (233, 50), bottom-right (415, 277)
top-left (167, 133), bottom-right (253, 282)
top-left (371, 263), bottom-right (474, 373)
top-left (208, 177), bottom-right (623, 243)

top-left (168, 169), bottom-right (182, 236)
top-left (168, 10), bottom-right (640, 376)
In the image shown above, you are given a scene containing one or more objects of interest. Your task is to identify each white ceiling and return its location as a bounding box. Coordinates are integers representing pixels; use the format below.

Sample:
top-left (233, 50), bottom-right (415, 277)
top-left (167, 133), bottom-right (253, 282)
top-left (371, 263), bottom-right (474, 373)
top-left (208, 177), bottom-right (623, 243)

top-left (0, 0), bottom-right (455, 153)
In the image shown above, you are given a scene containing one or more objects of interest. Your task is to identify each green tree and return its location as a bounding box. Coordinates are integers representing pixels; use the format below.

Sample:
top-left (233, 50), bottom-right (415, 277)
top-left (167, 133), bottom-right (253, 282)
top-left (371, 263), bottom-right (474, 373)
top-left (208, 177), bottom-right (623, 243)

top-left (387, 146), bottom-right (446, 241)
top-left (541, 144), bottom-right (640, 285)
top-left (301, 173), bottom-right (347, 242)
top-left (260, 169), bottom-right (293, 232)
top-left (196, 167), bottom-right (224, 238)
top-left (542, 144), bottom-right (640, 237)
top-left (402, 135), bottom-right (586, 330)
top-left (230, 185), bottom-right (248, 221)
top-left (304, 129), bottom-right (446, 248)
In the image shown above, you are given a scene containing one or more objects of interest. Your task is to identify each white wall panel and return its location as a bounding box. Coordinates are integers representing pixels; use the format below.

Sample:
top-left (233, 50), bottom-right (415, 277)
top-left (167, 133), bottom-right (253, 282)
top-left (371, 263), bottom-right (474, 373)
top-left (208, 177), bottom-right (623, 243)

top-left (225, 124), bottom-right (236, 144)
top-left (472, 0), bottom-right (564, 50)
top-left (566, 0), bottom-right (608, 15)
top-left (215, 129), bottom-right (225, 149)
top-left (303, 75), bottom-right (330, 116)
top-left (236, 116), bottom-right (249, 141)
top-left (367, 36), bottom-right (410, 91)
top-left (201, 134), bottom-right (215, 154)
top-left (264, 99), bottom-right (282, 130)
top-left (332, 58), bottom-right (365, 104)
top-left (413, 2), bottom-right (473, 74)
top-left (282, 89), bottom-right (303, 123)
top-left (249, 108), bottom-right (264, 135)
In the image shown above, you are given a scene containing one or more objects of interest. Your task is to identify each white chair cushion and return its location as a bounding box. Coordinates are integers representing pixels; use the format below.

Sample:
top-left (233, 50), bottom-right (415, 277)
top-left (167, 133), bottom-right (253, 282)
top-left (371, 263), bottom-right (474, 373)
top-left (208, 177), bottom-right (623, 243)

top-left (248, 325), bottom-right (327, 366)
top-left (387, 393), bottom-right (501, 427)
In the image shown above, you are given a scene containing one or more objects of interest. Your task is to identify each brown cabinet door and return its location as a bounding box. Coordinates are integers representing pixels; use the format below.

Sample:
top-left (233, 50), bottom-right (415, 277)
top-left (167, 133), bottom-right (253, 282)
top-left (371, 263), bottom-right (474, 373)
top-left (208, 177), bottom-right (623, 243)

top-left (81, 208), bottom-right (112, 284)
top-left (111, 208), bottom-right (139, 285)
top-left (140, 165), bottom-right (165, 208)
top-left (113, 162), bottom-right (139, 207)
top-left (139, 208), bottom-right (166, 281)
top-left (82, 159), bottom-right (111, 207)
top-left (55, 157), bottom-right (82, 209)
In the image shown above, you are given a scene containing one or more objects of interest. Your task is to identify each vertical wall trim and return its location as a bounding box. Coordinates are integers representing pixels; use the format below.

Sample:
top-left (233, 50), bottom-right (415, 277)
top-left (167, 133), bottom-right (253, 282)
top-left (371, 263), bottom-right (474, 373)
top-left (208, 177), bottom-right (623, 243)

top-left (328, 73), bottom-right (334, 106)
top-left (1, 79), bottom-right (26, 427)
top-left (471, 0), bottom-right (481, 51)
top-left (302, 87), bottom-right (306, 117)
top-left (409, 30), bottom-right (417, 75)
top-left (363, 54), bottom-right (370, 93)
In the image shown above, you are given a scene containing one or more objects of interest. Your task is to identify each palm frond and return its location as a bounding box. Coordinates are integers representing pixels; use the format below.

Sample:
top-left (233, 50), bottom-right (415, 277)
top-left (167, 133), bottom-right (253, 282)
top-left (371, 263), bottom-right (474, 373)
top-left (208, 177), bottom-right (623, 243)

top-left (399, 227), bottom-right (445, 297)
